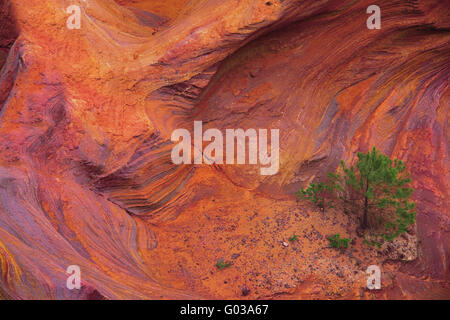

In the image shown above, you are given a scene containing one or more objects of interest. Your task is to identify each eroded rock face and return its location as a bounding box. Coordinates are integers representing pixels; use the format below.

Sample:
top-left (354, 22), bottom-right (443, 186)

top-left (0, 1), bottom-right (17, 67)
top-left (0, 0), bottom-right (448, 299)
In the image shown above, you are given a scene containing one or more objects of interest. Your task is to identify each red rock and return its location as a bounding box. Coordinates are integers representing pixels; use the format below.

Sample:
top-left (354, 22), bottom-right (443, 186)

top-left (0, 0), bottom-right (448, 299)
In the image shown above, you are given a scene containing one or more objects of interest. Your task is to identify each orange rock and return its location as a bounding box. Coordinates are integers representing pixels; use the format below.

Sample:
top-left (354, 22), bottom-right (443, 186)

top-left (0, 0), bottom-right (448, 299)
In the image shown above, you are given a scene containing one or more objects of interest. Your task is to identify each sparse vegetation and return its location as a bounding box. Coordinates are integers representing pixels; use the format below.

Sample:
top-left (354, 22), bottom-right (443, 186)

top-left (297, 147), bottom-right (416, 243)
top-left (328, 234), bottom-right (351, 249)
top-left (288, 233), bottom-right (299, 242)
top-left (296, 182), bottom-right (334, 211)
top-left (364, 239), bottom-right (381, 248)
top-left (216, 258), bottom-right (232, 270)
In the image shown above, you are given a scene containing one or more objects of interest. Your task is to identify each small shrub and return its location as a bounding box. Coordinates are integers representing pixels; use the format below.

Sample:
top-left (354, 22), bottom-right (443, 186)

top-left (364, 239), bottom-right (382, 248)
top-left (296, 182), bottom-right (334, 211)
top-left (288, 233), bottom-right (299, 242)
top-left (216, 258), bottom-right (231, 270)
top-left (328, 234), bottom-right (351, 249)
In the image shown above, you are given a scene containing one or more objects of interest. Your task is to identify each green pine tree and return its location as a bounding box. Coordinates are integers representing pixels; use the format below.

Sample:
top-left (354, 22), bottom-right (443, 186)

top-left (296, 147), bottom-right (416, 242)
top-left (340, 147), bottom-right (416, 240)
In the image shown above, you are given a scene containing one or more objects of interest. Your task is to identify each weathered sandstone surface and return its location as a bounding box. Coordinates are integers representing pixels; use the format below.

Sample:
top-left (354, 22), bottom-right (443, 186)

top-left (0, 0), bottom-right (448, 299)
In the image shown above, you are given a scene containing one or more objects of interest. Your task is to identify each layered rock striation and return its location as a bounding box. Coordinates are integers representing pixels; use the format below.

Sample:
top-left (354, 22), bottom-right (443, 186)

top-left (0, 0), bottom-right (448, 299)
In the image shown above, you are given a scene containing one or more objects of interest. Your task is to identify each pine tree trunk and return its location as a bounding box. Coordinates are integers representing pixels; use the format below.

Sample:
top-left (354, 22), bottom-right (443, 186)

top-left (362, 196), bottom-right (368, 229)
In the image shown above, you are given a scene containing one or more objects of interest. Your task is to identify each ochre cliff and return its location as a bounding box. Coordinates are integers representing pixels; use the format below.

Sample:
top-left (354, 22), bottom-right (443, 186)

top-left (0, 0), bottom-right (449, 299)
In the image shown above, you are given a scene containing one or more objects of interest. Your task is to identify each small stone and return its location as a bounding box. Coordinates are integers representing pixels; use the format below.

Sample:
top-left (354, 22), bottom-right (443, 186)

top-left (282, 241), bottom-right (289, 247)
top-left (241, 287), bottom-right (251, 296)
